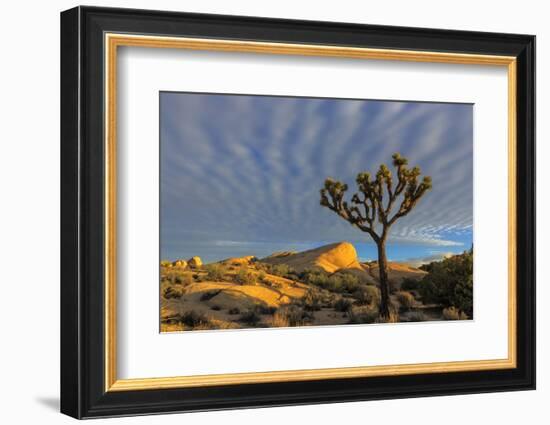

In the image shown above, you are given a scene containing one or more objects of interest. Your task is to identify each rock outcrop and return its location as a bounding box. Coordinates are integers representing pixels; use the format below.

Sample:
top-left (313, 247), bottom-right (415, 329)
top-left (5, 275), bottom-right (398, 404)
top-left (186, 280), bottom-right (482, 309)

top-left (220, 255), bottom-right (257, 266)
top-left (261, 241), bottom-right (363, 273)
top-left (172, 259), bottom-right (188, 268)
top-left (188, 256), bottom-right (203, 268)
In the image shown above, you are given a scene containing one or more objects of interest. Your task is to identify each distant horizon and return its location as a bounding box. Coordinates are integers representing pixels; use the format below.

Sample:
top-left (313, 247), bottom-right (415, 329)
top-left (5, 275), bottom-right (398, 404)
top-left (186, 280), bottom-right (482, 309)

top-left (161, 92), bottom-right (473, 266)
top-left (161, 239), bottom-right (470, 266)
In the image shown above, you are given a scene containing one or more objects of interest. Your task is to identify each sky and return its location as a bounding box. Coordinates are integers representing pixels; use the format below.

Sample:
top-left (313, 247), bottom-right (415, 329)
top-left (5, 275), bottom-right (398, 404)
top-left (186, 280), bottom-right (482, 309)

top-left (160, 92), bottom-right (473, 264)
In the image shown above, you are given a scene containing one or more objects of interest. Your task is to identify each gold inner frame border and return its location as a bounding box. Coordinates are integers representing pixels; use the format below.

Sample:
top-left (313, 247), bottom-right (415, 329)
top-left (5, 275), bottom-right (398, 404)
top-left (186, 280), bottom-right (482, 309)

top-left (104, 33), bottom-right (517, 392)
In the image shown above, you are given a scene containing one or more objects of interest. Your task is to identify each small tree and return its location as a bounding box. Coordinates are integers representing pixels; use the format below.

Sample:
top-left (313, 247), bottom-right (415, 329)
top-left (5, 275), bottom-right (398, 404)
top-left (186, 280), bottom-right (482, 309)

top-left (320, 153), bottom-right (432, 319)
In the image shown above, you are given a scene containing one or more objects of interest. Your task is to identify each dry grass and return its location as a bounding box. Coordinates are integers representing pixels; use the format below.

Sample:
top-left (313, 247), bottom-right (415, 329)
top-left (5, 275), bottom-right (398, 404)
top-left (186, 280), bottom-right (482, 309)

top-left (265, 311), bottom-right (290, 327)
top-left (442, 306), bottom-right (469, 320)
top-left (395, 291), bottom-right (416, 311)
top-left (347, 305), bottom-right (379, 324)
top-left (375, 306), bottom-right (400, 323)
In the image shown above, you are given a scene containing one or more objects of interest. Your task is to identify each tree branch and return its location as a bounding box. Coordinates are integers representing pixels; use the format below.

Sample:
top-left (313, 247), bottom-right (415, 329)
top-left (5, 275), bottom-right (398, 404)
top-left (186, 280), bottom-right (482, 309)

top-left (320, 153), bottom-right (431, 245)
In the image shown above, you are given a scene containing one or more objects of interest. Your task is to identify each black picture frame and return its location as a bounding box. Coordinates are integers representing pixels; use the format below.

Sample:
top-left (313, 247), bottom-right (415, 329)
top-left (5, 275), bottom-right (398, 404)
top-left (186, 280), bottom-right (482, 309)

top-left (61, 5), bottom-right (535, 419)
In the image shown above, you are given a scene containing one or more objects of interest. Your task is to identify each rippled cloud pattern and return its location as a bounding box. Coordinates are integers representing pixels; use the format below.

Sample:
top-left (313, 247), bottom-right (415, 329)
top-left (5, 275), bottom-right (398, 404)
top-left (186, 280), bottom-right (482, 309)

top-left (161, 92), bottom-right (473, 262)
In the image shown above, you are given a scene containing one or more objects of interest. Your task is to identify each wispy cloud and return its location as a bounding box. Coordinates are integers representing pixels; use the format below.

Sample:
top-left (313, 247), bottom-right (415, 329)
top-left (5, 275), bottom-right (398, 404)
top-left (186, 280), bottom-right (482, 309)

top-left (160, 93), bottom-right (472, 262)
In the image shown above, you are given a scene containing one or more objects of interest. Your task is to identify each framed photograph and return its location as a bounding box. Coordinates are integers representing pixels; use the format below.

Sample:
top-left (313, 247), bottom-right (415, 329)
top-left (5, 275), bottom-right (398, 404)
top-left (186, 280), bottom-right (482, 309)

top-left (60, 6), bottom-right (535, 419)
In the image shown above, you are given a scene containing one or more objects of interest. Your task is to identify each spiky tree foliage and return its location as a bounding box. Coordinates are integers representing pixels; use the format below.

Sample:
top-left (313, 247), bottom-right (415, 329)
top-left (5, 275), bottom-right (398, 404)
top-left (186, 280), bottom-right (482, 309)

top-left (320, 153), bottom-right (432, 319)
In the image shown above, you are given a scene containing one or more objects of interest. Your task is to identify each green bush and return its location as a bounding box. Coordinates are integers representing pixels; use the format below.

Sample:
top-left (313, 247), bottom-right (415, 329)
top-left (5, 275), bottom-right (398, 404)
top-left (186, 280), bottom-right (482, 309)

top-left (301, 290), bottom-right (323, 311)
top-left (234, 267), bottom-right (256, 285)
top-left (352, 286), bottom-right (381, 306)
top-left (333, 297), bottom-right (353, 312)
top-left (336, 272), bottom-right (360, 293)
top-left (419, 250), bottom-right (473, 316)
top-left (300, 269), bottom-right (329, 287)
top-left (203, 264), bottom-right (226, 281)
top-left (299, 269), bottom-right (359, 294)
top-left (264, 264), bottom-right (293, 278)
top-left (277, 305), bottom-right (313, 327)
top-left (347, 305), bottom-right (378, 324)
top-left (401, 277), bottom-right (420, 291)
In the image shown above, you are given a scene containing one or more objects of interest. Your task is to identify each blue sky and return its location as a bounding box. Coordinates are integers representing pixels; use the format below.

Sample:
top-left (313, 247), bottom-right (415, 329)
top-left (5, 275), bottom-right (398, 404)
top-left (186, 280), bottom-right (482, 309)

top-left (160, 92), bottom-right (473, 264)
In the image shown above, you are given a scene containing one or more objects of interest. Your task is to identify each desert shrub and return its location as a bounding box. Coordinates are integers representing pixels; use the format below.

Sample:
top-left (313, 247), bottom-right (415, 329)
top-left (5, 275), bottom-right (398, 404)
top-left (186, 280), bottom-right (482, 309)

top-left (264, 264), bottom-right (293, 278)
top-left (336, 272), bottom-right (360, 293)
top-left (396, 291), bottom-right (416, 311)
top-left (234, 267), bottom-right (256, 285)
top-left (301, 290), bottom-right (323, 311)
top-left (254, 304), bottom-right (277, 315)
top-left (181, 274), bottom-right (194, 286)
top-left (161, 271), bottom-right (177, 284)
top-left (401, 277), bottom-right (421, 291)
top-left (327, 274), bottom-right (345, 291)
top-left (299, 269), bottom-right (329, 287)
top-left (353, 286), bottom-right (381, 306)
top-left (320, 292), bottom-right (337, 308)
top-left (228, 307), bottom-right (240, 315)
top-left (180, 311), bottom-right (210, 327)
top-left (419, 250), bottom-right (473, 316)
top-left (258, 271), bottom-right (267, 282)
top-left (347, 305), bottom-right (379, 324)
top-left (239, 310), bottom-right (261, 325)
top-left (163, 286), bottom-right (182, 299)
top-left (254, 262), bottom-right (268, 272)
top-left (266, 311), bottom-right (290, 327)
top-left (408, 311), bottom-right (426, 322)
top-left (276, 305), bottom-right (313, 327)
top-left (299, 269), bottom-right (359, 294)
top-left (203, 263), bottom-right (226, 281)
top-left (442, 306), bottom-right (469, 321)
top-left (200, 290), bottom-right (221, 302)
top-left (333, 297), bottom-right (353, 312)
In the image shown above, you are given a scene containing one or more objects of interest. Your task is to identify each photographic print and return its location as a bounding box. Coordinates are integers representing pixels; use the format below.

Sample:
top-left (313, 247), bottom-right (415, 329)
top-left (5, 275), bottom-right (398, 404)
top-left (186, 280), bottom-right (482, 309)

top-left (160, 92), bottom-right (473, 332)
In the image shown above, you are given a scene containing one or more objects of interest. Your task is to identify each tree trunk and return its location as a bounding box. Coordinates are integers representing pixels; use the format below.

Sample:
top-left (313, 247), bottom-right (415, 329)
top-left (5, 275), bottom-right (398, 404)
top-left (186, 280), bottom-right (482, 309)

top-left (377, 239), bottom-right (391, 320)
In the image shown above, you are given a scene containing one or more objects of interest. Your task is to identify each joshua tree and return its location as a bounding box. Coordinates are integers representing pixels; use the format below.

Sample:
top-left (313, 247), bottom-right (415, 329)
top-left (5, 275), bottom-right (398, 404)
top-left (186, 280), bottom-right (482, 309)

top-left (320, 153), bottom-right (432, 320)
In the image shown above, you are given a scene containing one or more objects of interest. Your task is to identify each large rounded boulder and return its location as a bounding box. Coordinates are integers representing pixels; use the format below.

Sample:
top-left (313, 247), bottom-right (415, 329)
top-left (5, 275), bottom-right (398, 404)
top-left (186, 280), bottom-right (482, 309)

top-left (188, 256), bottom-right (203, 268)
